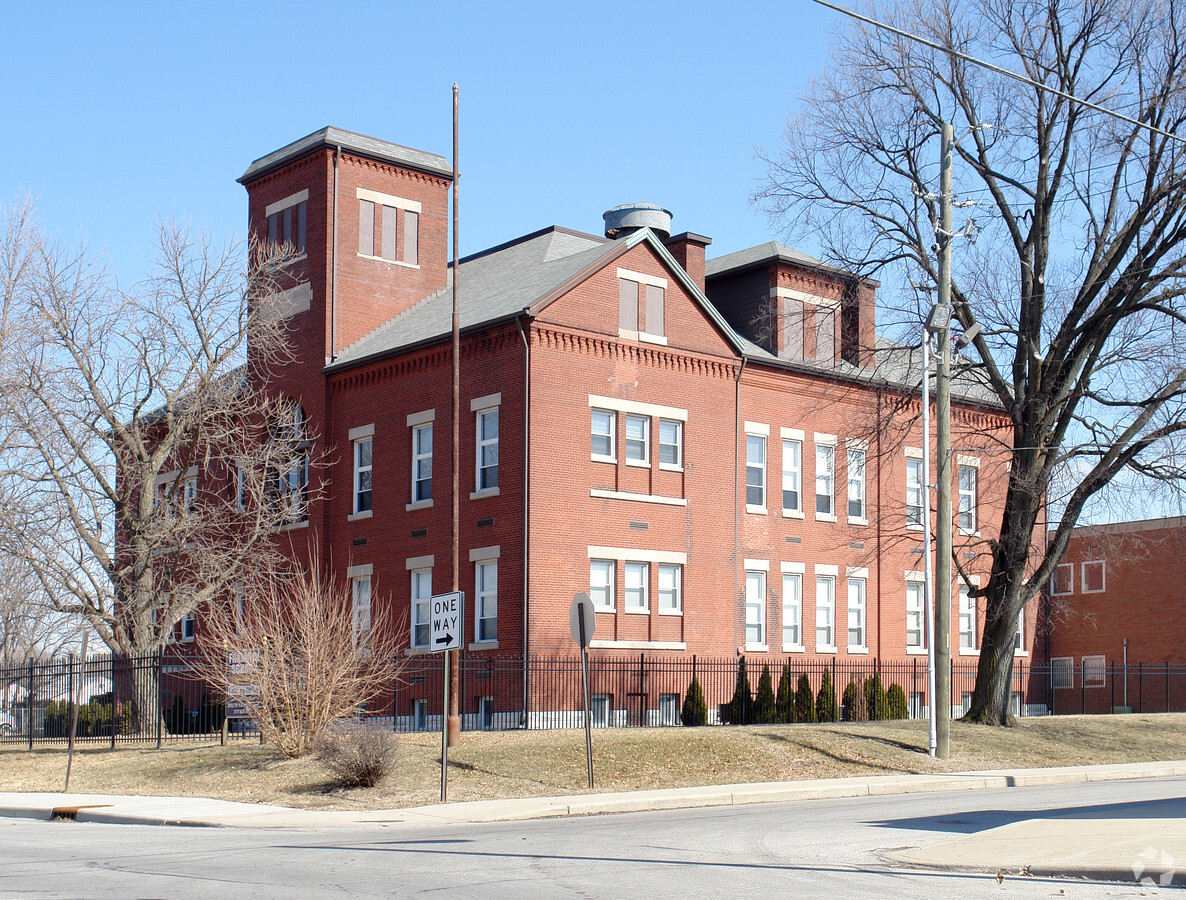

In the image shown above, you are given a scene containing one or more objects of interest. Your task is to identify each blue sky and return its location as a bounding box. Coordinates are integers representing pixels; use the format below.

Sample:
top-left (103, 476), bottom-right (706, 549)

top-left (3, 1), bottom-right (838, 286)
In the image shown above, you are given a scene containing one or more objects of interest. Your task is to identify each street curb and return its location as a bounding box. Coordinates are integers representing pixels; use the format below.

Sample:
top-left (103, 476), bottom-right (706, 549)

top-left (3, 759), bottom-right (1185, 829)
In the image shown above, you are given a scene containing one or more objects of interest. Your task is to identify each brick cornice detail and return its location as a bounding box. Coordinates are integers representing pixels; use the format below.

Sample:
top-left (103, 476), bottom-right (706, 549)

top-left (530, 324), bottom-right (735, 380)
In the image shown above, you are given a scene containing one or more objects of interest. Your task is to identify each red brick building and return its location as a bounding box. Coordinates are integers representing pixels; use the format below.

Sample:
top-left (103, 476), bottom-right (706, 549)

top-left (222, 127), bottom-right (1032, 724)
top-left (1047, 517), bottom-right (1186, 708)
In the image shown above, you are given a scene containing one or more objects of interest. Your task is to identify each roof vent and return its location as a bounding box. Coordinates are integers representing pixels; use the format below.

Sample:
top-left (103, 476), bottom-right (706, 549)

top-left (603, 203), bottom-right (673, 240)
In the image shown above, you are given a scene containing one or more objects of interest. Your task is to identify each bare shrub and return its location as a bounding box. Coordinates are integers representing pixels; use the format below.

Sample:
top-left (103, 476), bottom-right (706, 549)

top-left (315, 719), bottom-right (399, 788)
top-left (189, 548), bottom-right (405, 758)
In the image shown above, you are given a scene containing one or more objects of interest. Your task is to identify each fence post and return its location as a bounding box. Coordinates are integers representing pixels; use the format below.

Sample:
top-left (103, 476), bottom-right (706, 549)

top-left (1139, 661), bottom-right (1144, 713)
top-left (1167, 662), bottom-right (1171, 714)
top-left (393, 651), bottom-right (399, 734)
top-left (156, 650), bottom-right (163, 749)
top-left (27, 657), bottom-right (34, 749)
top-left (1110, 661), bottom-right (1115, 713)
top-left (1049, 662), bottom-right (1054, 716)
top-left (1081, 659), bottom-right (1086, 715)
top-left (832, 658), bottom-right (838, 722)
top-left (111, 653), bottom-right (117, 749)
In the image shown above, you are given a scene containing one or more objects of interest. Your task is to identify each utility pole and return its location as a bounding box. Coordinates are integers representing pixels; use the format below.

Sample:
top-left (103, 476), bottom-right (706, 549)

top-left (934, 121), bottom-right (954, 759)
top-left (448, 83), bottom-right (462, 749)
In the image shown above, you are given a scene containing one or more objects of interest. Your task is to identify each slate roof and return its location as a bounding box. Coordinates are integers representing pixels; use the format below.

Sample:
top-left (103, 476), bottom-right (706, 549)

top-left (705, 241), bottom-right (879, 286)
top-left (238, 127), bottom-right (452, 184)
top-left (325, 226), bottom-right (996, 407)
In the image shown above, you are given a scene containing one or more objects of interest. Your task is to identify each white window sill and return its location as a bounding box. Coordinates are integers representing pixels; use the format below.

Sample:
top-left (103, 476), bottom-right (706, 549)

top-left (279, 251), bottom-right (308, 266)
top-left (817, 645), bottom-right (838, 654)
top-left (1081, 589), bottom-right (1105, 595)
top-left (592, 606), bottom-right (615, 614)
top-left (782, 509), bottom-right (805, 519)
top-left (468, 640), bottom-right (499, 651)
top-left (906, 647), bottom-right (928, 656)
top-left (848, 517), bottom-right (868, 527)
top-left (470, 487), bottom-right (500, 500)
top-left (357, 252), bottom-right (420, 270)
top-left (407, 645), bottom-right (432, 656)
top-left (847, 646), bottom-right (869, 655)
top-left (591, 454), bottom-right (617, 464)
top-left (744, 643), bottom-right (769, 653)
top-left (746, 504), bottom-right (767, 515)
top-left (276, 519), bottom-right (310, 533)
top-left (625, 607), bottom-right (649, 615)
top-left (907, 523), bottom-right (924, 532)
top-left (348, 510), bottom-right (373, 522)
top-left (782, 644), bottom-right (805, 654)
top-left (658, 463), bottom-right (683, 473)
top-left (638, 332), bottom-right (667, 346)
top-left (815, 512), bottom-right (837, 523)
top-left (624, 459), bottom-right (651, 469)
top-left (959, 529), bottom-right (980, 538)
top-left (406, 499), bottom-right (433, 512)
top-left (179, 636), bottom-right (195, 644)
top-left (1014, 650), bottom-right (1030, 658)
top-left (959, 647), bottom-right (979, 656)
top-left (658, 609), bottom-right (682, 617)
top-left (589, 489), bottom-right (687, 507)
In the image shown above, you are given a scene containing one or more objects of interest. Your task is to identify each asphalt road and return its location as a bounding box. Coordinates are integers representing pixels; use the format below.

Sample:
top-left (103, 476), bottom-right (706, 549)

top-left (3, 777), bottom-right (1184, 898)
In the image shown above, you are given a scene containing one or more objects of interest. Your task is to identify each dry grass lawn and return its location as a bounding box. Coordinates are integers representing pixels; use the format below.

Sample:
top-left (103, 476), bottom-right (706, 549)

top-left (2, 714), bottom-right (1185, 811)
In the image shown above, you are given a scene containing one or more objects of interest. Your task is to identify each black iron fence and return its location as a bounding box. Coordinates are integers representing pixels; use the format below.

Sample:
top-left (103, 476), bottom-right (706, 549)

top-left (3, 650), bottom-right (1184, 745)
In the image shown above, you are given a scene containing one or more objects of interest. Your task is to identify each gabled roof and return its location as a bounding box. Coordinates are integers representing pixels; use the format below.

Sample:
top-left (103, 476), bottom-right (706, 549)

top-left (706, 241), bottom-right (879, 287)
top-left (238, 126), bottom-right (453, 184)
top-left (328, 226), bottom-right (750, 370)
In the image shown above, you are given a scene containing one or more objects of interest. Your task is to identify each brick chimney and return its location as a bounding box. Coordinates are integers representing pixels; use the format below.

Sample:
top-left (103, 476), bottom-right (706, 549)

top-left (664, 232), bottom-right (712, 293)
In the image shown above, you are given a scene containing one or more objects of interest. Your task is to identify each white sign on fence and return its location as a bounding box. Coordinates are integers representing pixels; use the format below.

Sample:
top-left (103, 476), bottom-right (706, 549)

top-left (430, 591), bottom-right (464, 652)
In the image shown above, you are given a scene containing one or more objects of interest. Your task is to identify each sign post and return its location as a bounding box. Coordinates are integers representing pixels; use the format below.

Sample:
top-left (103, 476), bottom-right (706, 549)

top-left (431, 591), bottom-right (463, 801)
top-left (570, 592), bottom-right (596, 790)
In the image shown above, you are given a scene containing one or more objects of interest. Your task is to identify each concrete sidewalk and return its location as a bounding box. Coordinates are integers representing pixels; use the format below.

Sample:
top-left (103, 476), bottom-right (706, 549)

top-left (2, 760), bottom-right (1185, 884)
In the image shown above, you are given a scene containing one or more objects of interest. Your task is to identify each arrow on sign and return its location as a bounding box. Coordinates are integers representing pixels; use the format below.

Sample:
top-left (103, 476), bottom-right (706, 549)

top-left (434, 631), bottom-right (454, 648)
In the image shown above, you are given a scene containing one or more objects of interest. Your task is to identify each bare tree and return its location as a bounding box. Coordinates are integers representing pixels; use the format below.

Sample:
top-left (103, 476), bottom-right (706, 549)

top-left (189, 551), bottom-right (405, 758)
top-left (0, 197), bottom-right (312, 678)
top-left (757, 0), bottom-right (1186, 723)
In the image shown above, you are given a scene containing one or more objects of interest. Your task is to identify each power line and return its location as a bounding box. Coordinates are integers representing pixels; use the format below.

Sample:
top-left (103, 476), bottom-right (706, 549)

top-left (811, 0), bottom-right (1186, 145)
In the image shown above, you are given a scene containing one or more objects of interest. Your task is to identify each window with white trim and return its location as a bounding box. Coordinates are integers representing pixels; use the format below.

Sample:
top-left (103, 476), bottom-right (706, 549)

top-left (1015, 605), bottom-right (1026, 652)
top-left (847, 445), bottom-right (866, 521)
top-left (847, 576), bottom-right (866, 650)
top-left (181, 612), bottom-right (196, 642)
top-left (658, 418), bottom-right (682, 469)
top-left (625, 414), bottom-right (650, 465)
top-left (412, 423), bottom-right (432, 503)
top-left (625, 562), bottom-right (649, 613)
top-left (352, 574), bottom-right (372, 648)
top-left (659, 693), bottom-right (679, 725)
top-left (1052, 563), bottom-right (1073, 595)
top-left (816, 574), bottom-right (835, 650)
top-left (475, 560), bottom-right (497, 643)
top-left (1051, 657), bottom-right (1073, 689)
top-left (958, 463), bottom-right (977, 532)
top-left (476, 406), bottom-right (499, 491)
top-left (357, 189), bottom-right (419, 265)
top-left (235, 465), bottom-right (246, 512)
top-left (746, 433), bottom-right (767, 510)
top-left (353, 437), bottom-right (373, 514)
top-left (1083, 655), bottom-right (1106, 687)
top-left (591, 408), bottom-right (616, 461)
top-left (590, 560), bottom-right (615, 611)
top-left (745, 569), bottom-right (766, 647)
top-left (815, 441), bottom-right (835, 517)
top-left (183, 474), bottom-right (198, 515)
top-left (905, 579), bottom-right (925, 650)
top-left (959, 583), bottom-right (976, 650)
top-left (411, 567), bottom-right (431, 649)
top-left (906, 456), bottom-right (923, 526)
top-left (617, 270), bottom-right (667, 339)
top-left (782, 436), bottom-right (802, 514)
top-left (233, 583), bottom-right (244, 637)
top-left (273, 403), bottom-right (310, 524)
top-left (1082, 560), bottom-right (1105, 593)
top-left (658, 563), bottom-right (682, 614)
top-left (782, 572), bottom-right (803, 650)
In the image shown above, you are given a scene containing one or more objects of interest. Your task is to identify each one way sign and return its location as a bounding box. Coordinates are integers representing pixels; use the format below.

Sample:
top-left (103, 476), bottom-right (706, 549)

top-left (430, 591), bottom-right (464, 652)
